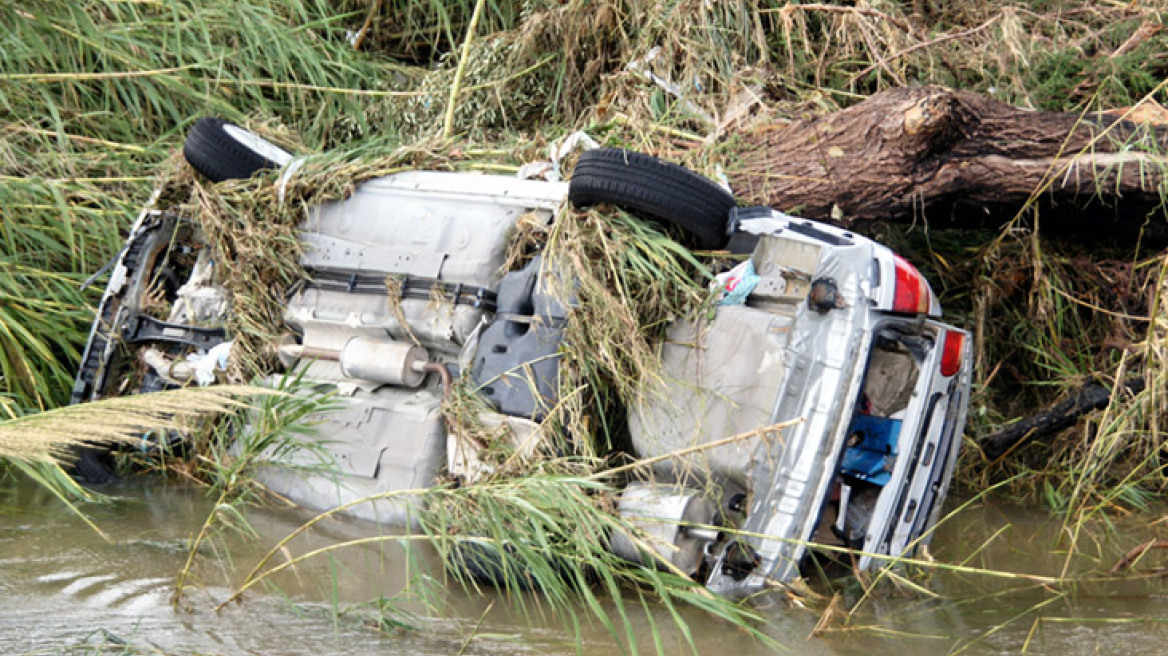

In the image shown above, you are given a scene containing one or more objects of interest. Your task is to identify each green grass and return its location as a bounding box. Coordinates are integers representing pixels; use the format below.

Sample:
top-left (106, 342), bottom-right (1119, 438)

top-left (7, 0), bottom-right (1168, 648)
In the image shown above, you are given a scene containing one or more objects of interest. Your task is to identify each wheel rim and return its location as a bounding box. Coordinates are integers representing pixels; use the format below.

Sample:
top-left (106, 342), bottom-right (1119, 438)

top-left (222, 124), bottom-right (294, 166)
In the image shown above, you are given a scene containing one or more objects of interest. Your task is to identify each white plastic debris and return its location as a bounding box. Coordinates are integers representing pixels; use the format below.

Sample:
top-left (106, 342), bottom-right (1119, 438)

top-left (516, 130), bottom-right (599, 182)
top-left (713, 260), bottom-right (760, 305)
top-left (517, 161), bottom-right (555, 180)
top-left (625, 46), bottom-right (715, 127)
top-left (188, 340), bottom-right (233, 386)
top-left (551, 131), bottom-right (599, 163)
top-left (736, 212), bottom-right (799, 236)
top-left (169, 252), bottom-right (230, 325)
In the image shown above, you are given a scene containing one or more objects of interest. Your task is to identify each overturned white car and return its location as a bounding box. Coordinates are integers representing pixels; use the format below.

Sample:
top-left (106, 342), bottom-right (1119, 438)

top-left (72, 119), bottom-right (971, 596)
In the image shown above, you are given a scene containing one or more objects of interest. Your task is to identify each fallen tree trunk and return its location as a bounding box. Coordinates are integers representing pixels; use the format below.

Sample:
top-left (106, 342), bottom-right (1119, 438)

top-left (978, 377), bottom-right (1145, 461)
top-left (728, 86), bottom-right (1168, 239)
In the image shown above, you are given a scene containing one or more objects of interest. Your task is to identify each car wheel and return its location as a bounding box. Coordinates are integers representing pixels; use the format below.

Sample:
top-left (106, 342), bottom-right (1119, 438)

top-left (71, 447), bottom-right (117, 485)
top-left (568, 148), bottom-right (737, 249)
top-left (446, 540), bottom-right (583, 592)
top-left (182, 117), bottom-right (295, 182)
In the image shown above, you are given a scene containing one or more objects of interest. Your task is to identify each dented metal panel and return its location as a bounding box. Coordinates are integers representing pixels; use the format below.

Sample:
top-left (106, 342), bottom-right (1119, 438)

top-left (301, 172), bottom-right (567, 286)
top-left (628, 305), bottom-right (794, 490)
top-left (78, 160), bottom-right (972, 600)
top-left (253, 387), bottom-right (446, 526)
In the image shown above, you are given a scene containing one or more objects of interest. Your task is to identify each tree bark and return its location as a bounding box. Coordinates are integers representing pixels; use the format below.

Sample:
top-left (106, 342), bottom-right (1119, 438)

top-left (978, 377), bottom-right (1145, 461)
top-left (728, 86), bottom-right (1168, 240)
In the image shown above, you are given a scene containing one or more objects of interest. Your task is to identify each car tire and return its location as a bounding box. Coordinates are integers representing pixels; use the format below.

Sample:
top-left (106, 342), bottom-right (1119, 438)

top-left (446, 541), bottom-right (583, 592)
top-left (448, 542), bottom-right (533, 590)
top-left (182, 117), bottom-right (294, 182)
top-left (71, 447), bottom-right (117, 485)
top-left (568, 148), bottom-right (736, 249)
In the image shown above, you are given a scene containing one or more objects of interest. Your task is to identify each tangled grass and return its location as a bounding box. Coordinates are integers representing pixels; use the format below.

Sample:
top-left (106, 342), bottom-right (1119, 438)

top-left (7, 0), bottom-right (1168, 649)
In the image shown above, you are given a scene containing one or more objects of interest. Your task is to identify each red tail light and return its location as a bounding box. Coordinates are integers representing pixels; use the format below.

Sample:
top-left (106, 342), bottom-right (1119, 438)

top-left (940, 330), bottom-right (965, 377)
top-left (892, 255), bottom-right (931, 315)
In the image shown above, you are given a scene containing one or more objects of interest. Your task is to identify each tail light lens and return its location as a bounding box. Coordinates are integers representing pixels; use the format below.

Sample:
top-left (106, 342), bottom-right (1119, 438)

top-left (940, 330), bottom-right (966, 377)
top-left (892, 255), bottom-right (931, 315)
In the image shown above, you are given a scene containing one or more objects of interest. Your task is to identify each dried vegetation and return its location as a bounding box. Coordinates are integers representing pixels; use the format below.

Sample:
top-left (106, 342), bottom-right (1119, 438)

top-left (6, 0), bottom-right (1168, 650)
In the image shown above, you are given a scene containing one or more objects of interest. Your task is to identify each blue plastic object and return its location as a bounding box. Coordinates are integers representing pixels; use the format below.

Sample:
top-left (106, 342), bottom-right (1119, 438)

top-left (715, 260), bottom-right (759, 306)
top-left (840, 414), bottom-right (901, 486)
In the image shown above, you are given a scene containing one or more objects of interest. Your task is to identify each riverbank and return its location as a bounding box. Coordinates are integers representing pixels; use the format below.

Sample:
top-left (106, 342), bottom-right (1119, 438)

top-left (5, 1), bottom-right (1168, 652)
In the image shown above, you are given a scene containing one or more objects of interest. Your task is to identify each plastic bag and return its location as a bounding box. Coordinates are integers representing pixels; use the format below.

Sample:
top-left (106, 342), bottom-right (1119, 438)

top-left (713, 260), bottom-right (759, 305)
top-left (187, 340), bottom-right (233, 386)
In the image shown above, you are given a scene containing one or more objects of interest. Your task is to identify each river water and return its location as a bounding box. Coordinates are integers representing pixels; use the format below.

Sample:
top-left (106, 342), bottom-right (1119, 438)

top-left (3, 478), bottom-right (1167, 655)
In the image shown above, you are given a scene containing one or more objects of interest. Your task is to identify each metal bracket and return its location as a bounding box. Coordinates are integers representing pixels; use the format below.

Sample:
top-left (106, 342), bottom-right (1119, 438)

top-left (123, 314), bottom-right (227, 350)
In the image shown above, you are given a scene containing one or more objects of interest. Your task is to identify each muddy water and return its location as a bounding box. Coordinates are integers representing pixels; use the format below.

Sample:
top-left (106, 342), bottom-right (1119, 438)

top-left (3, 479), bottom-right (1167, 656)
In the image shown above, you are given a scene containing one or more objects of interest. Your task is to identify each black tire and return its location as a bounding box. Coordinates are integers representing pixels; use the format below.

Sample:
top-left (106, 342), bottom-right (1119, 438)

top-left (183, 117), bottom-right (293, 182)
top-left (569, 148), bottom-right (737, 249)
top-left (71, 447), bottom-right (117, 485)
top-left (448, 542), bottom-right (535, 590)
top-left (446, 541), bottom-right (584, 592)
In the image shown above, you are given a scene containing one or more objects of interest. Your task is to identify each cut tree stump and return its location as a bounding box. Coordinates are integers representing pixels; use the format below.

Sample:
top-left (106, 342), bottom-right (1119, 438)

top-left (728, 86), bottom-right (1168, 240)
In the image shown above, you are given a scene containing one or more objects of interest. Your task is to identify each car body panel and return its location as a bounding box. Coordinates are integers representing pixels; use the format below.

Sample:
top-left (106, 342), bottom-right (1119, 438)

top-left (629, 212), bottom-right (971, 595)
top-left (73, 167), bottom-right (972, 597)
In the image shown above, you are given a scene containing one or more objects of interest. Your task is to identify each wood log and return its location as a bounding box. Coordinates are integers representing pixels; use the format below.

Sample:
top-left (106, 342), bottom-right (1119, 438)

top-left (978, 377), bottom-right (1145, 461)
top-left (728, 86), bottom-right (1168, 240)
